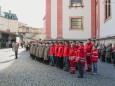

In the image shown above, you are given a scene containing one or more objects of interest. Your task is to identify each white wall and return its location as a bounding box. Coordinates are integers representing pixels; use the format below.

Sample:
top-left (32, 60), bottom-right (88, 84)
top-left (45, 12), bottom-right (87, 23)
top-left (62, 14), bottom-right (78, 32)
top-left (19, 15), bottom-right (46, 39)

top-left (43, 18), bottom-right (46, 39)
top-left (62, 0), bottom-right (91, 39)
top-left (0, 16), bottom-right (18, 33)
top-left (51, 0), bottom-right (57, 39)
top-left (100, 0), bottom-right (115, 38)
top-left (0, 16), bottom-right (9, 31)
top-left (9, 20), bottom-right (18, 33)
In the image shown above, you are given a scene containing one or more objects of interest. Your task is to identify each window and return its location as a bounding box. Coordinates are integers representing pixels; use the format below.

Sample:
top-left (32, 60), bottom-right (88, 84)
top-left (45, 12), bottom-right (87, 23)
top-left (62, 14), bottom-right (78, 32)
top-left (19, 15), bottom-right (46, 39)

top-left (70, 17), bottom-right (83, 30)
top-left (70, 0), bottom-right (83, 7)
top-left (105, 0), bottom-right (111, 21)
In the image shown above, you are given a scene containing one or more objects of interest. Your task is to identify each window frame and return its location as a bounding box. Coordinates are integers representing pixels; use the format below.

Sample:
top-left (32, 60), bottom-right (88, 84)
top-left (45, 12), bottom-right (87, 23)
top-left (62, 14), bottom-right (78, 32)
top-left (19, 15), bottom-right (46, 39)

top-left (69, 16), bottom-right (84, 31)
top-left (69, 0), bottom-right (84, 8)
top-left (104, 0), bottom-right (112, 23)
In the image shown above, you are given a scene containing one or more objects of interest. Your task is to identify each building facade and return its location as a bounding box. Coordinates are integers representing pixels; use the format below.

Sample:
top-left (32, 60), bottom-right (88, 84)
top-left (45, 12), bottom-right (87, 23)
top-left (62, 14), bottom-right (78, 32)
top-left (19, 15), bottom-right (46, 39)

top-left (45, 0), bottom-right (96, 40)
top-left (18, 26), bottom-right (45, 43)
top-left (96, 0), bottom-right (115, 45)
top-left (0, 10), bottom-right (18, 48)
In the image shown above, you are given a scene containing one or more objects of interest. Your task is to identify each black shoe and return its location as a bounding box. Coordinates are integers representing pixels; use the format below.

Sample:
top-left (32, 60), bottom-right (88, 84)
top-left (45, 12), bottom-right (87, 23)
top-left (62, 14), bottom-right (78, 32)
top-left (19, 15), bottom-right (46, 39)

top-left (15, 58), bottom-right (18, 59)
top-left (77, 75), bottom-right (83, 78)
top-left (86, 70), bottom-right (91, 72)
top-left (70, 72), bottom-right (75, 74)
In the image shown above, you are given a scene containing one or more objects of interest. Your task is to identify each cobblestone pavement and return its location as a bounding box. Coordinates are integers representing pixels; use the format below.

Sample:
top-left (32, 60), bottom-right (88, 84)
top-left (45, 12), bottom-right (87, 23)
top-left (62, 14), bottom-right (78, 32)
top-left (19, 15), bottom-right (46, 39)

top-left (0, 48), bottom-right (115, 86)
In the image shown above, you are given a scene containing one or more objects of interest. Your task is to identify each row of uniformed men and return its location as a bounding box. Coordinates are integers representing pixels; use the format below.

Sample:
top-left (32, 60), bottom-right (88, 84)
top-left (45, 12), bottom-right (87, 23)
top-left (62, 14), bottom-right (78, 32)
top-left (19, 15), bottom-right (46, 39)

top-left (30, 39), bottom-right (99, 78)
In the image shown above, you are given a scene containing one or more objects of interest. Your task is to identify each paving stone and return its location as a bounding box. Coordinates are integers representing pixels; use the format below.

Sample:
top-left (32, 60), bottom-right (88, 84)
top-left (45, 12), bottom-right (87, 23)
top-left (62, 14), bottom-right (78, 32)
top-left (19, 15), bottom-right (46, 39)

top-left (0, 48), bottom-right (115, 86)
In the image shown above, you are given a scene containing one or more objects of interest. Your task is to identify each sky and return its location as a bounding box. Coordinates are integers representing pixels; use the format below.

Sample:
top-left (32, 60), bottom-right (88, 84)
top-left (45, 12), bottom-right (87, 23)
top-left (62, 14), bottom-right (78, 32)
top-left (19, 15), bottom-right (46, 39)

top-left (0, 0), bottom-right (46, 28)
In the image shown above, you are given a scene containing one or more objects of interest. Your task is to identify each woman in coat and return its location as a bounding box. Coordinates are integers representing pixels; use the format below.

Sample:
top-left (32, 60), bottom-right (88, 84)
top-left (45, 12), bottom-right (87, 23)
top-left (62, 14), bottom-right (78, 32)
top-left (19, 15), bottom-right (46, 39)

top-left (106, 43), bottom-right (112, 63)
top-left (100, 44), bottom-right (106, 62)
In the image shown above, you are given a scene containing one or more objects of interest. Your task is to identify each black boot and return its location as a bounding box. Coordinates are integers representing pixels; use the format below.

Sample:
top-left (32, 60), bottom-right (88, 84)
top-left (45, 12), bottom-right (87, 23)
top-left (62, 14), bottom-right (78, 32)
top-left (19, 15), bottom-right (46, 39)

top-left (77, 75), bottom-right (83, 78)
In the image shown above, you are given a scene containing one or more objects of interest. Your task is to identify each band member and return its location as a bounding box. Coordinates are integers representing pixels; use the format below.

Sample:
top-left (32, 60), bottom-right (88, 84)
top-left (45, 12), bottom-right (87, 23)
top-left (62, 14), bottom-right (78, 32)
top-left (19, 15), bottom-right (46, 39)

top-left (86, 39), bottom-right (93, 72)
top-left (33, 43), bottom-right (38, 59)
top-left (91, 46), bottom-right (99, 75)
top-left (57, 42), bottom-right (64, 69)
top-left (69, 43), bottom-right (76, 74)
top-left (76, 41), bottom-right (85, 78)
top-left (35, 42), bottom-right (40, 60)
top-left (54, 42), bottom-right (59, 67)
top-left (32, 43), bottom-right (36, 59)
top-left (49, 42), bottom-right (55, 66)
top-left (63, 41), bottom-right (70, 71)
top-left (30, 42), bottom-right (33, 57)
top-left (43, 42), bottom-right (50, 65)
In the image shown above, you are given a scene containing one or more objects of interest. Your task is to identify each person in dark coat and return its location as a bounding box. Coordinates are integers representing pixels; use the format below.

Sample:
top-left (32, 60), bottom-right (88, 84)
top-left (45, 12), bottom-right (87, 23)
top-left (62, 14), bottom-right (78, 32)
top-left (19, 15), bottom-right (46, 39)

top-left (106, 43), bottom-right (112, 63)
top-left (100, 44), bottom-right (106, 62)
top-left (112, 44), bottom-right (115, 66)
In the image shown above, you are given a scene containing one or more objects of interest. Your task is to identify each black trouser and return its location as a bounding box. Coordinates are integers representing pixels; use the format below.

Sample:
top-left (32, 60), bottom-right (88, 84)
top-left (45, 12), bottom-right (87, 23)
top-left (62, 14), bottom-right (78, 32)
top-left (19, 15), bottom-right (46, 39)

top-left (113, 54), bottom-right (115, 65)
top-left (76, 63), bottom-right (79, 70)
top-left (44, 60), bottom-right (49, 65)
top-left (26, 47), bottom-right (28, 51)
top-left (54, 56), bottom-right (57, 65)
top-left (59, 57), bottom-right (63, 69)
top-left (55, 56), bottom-right (59, 67)
top-left (21, 45), bottom-right (23, 48)
top-left (15, 52), bottom-right (18, 59)
top-left (78, 61), bottom-right (83, 77)
top-left (101, 55), bottom-right (105, 62)
top-left (107, 58), bottom-right (111, 63)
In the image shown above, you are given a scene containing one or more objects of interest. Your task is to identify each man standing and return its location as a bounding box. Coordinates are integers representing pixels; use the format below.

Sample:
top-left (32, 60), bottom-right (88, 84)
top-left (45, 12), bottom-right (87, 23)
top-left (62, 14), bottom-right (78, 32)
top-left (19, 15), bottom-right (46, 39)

top-left (49, 42), bottom-right (55, 66)
top-left (54, 42), bottom-right (59, 67)
top-left (13, 41), bottom-right (19, 59)
top-left (69, 43), bottom-right (76, 74)
top-left (43, 42), bottom-right (50, 65)
top-left (63, 41), bottom-right (70, 71)
top-left (57, 42), bottom-right (64, 69)
top-left (85, 39), bottom-right (93, 72)
top-left (77, 41), bottom-right (85, 78)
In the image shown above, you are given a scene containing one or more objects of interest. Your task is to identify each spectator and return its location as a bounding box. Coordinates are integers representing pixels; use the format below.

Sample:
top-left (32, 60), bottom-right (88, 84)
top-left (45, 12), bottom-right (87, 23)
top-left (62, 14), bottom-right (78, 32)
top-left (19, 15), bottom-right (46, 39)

top-left (112, 44), bottom-right (115, 66)
top-left (106, 43), bottom-right (112, 63)
top-left (100, 44), bottom-right (106, 62)
top-left (97, 43), bottom-right (102, 59)
top-left (12, 41), bottom-right (19, 59)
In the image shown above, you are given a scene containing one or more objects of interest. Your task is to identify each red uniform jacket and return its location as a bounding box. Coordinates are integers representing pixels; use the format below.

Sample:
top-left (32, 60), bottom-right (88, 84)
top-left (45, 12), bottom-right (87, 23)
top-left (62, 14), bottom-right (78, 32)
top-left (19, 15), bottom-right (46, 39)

top-left (69, 46), bottom-right (75, 57)
top-left (54, 45), bottom-right (59, 56)
top-left (63, 45), bottom-right (69, 57)
top-left (49, 45), bottom-right (55, 55)
top-left (76, 45), bottom-right (85, 63)
top-left (69, 46), bottom-right (76, 61)
top-left (86, 42), bottom-right (93, 56)
top-left (57, 45), bottom-right (64, 57)
top-left (91, 49), bottom-right (99, 62)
